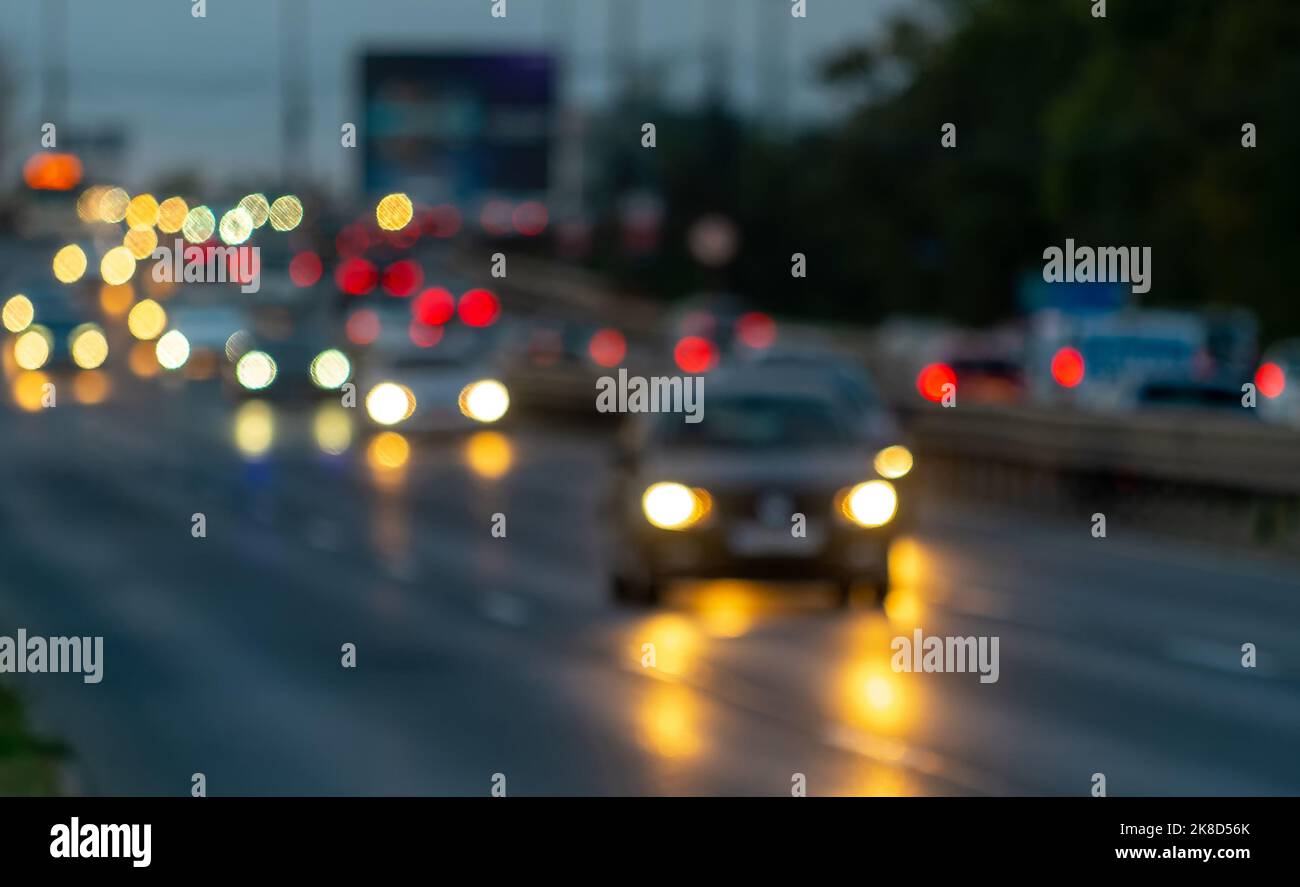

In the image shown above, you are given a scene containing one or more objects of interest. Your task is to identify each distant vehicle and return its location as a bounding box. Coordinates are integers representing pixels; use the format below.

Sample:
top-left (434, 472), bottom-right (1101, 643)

top-left (1258, 339), bottom-right (1300, 428)
top-left (1120, 376), bottom-right (1255, 416)
top-left (5, 286), bottom-right (103, 375)
top-left (501, 318), bottom-right (613, 416)
top-left (359, 324), bottom-right (511, 432)
top-left (226, 308), bottom-right (351, 400)
top-left (607, 368), bottom-right (913, 607)
top-left (948, 356), bottom-right (1024, 405)
top-left (167, 302), bottom-right (244, 385)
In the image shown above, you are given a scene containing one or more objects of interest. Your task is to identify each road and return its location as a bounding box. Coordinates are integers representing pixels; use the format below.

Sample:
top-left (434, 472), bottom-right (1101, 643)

top-left (2, 375), bottom-right (1298, 796)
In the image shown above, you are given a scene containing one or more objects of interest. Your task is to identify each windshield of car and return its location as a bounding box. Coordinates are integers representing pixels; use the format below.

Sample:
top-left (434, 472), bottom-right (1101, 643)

top-left (653, 394), bottom-right (854, 448)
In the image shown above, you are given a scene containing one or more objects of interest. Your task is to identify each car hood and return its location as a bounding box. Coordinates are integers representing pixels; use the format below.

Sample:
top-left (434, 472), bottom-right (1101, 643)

top-left (636, 445), bottom-right (877, 492)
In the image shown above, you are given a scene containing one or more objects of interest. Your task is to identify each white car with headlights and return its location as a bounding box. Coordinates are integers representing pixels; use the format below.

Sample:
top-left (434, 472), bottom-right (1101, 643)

top-left (608, 371), bottom-right (913, 607)
top-left (361, 326), bottom-right (510, 432)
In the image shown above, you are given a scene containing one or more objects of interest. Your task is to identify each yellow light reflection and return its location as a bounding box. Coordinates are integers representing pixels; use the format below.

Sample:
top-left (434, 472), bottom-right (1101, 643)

top-left (887, 536), bottom-right (927, 592)
top-left (233, 400), bottom-right (275, 458)
top-left (11, 371), bottom-right (50, 411)
top-left (839, 661), bottom-right (913, 735)
top-left (313, 404), bottom-right (353, 455)
top-left (367, 431), bottom-right (410, 469)
top-left (636, 683), bottom-right (702, 761)
top-left (99, 283), bottom-right (134, 317)
top-left (128, 341), bottom-right (160, 377)
top-left (463, 431), bottom-right (513, 479)
top-left (72, 370), bottom-right (111, 405)
top-left (630, 613), bottom-right (699, 678)
top-left (366, 431), bottom-right (410, 490)
top-left (681, 580), bottom-right (763, 638)
top-left (882, 586), bottom-right (924, 628)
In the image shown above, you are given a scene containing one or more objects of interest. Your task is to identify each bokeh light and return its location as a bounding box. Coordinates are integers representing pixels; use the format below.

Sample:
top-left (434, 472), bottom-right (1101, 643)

top-left (3, 294), bottom-right (34, 333)
top-left (52, 244), bottom-right (88, 283)
top-left (157, 196), bottom-right (189, 234)
top-left (673, 336), bottom-right (718, 373)
top-left (238, 193), bottom-right (271, 228)
top-left (219, 207), bottom-right (254, 245)
top-left (100, 246), bottom-right (137, 286)
top-left (182, 205), bottom-right (216, 242)
top-left (13, 328), bottom-right (51, 370)
top-left (124, 226), bottom-right (158, 260)
top-left (155, 329), bottom-right (191, 370)
top-left (127, 299), bottom-right (167, 340)
top-left (269, 195), bottom-right (304, 231)
top-left (235, 350), bottom-right (277, 390)
top-left (457, 288), bottom-right (500, 327)
top-left (376, 193), bottom-right (414, 231)
top-left (310, 349), bottom-right (351, 389)
top-left (69, 323), bottom-right (109, 370)
top-left (125, 193), bottom-right (159, 228)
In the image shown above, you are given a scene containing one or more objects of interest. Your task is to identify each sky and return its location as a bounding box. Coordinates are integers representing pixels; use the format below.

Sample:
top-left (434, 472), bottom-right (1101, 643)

top-left (0, 0), bottom-right (907, 194)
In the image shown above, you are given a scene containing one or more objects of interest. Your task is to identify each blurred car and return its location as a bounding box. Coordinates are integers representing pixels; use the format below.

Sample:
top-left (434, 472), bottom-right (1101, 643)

top-left (167, 302), bottom-right (245, 384)
top-left (948, 356), bottom-right (1024, 404)
top-left (359, 324), bottom-right (511, 432)
top-left (225, 307), bottom-right (352, 400)
top-left (4, 287), bottom-right (106, 376)
top-left (501, 318), bottom-right (613, 416)
top-left (1120, 376), bottom-right (1255, 416)
top-left (608, 368), bottom-right (913, 607)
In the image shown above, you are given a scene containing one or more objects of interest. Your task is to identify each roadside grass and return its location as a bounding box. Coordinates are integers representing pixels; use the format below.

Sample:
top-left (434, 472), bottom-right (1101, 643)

top-left (0, 681), bottom-right (67, 796)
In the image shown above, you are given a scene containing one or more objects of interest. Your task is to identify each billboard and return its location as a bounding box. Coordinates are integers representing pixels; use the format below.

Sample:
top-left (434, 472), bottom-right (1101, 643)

top-left (361, 53), bottom-right (556, 204)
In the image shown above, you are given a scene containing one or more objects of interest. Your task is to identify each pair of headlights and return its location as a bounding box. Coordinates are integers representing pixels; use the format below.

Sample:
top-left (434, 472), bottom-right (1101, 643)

top-left (365, 378), bottom-right (510, 426)
top-left (642, 446), bottom-right (912, 531)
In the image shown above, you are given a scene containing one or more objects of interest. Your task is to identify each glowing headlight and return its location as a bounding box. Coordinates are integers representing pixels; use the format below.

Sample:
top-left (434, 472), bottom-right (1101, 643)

top-left (642, 482), bottom-right (712, 530)
top-left (14, 326), bottom-right (51, 370)
top-left (236, 350), bottom-right (277, 390)
top-left (873, 445), bottom-right (913, 479)
top-left (155, 329), bottom-right (190, 370)
top-left (366, 382), bottom-right (416, 426)
top-left (2, 295), bottom-right (33, 333)
top-left (841, 479), bottom-right (897, 528)
top-left (310, 348), bottom-right (351, 389)
top-left (459, 379), bottom-right (510, 423)
top-left (69, 323), bottom-right (109, 370)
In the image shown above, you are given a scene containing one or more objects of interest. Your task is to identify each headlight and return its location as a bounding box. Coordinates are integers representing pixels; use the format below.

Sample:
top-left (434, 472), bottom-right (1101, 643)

top-left (14, 326), bottom-right (52, 370)
top-left (873, 445), bottom-right (913, 479)
top-left (311, 349), bottom-right (351, 389)
top-left (840, 479), bottom-right (897, 527)
top-left (69, 324), bottom-right (109, 370)
top-left (366, 382), bottom-right (416, 425)
top-left (236, 350), bottom-right (277, 390)
top-left (459, 379), bottom-right (510, 423)
top-left (642, 482), bottom-right (712, 530)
